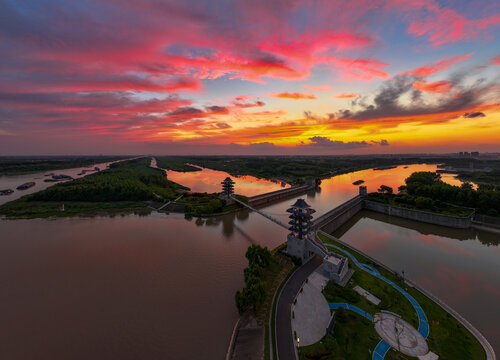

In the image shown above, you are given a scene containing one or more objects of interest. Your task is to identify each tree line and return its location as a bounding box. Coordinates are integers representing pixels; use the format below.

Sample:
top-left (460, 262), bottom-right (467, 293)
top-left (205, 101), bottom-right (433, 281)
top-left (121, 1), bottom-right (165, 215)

top-left (375, 171), bottom-right (500, 217)
top-left (235, 245), bottom-right (272, 315)
top-left (29, 158), bottom-right (186, 202)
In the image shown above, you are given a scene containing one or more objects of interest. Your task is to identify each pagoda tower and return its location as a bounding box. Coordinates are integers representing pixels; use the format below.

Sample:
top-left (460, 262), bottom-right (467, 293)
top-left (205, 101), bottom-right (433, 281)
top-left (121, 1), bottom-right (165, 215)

top-left (286, 199), bottom-right (316, 261)
top-left (220, 177), bottom-right (236, 204)
top-left (287, 199), bottom-right (315, 239)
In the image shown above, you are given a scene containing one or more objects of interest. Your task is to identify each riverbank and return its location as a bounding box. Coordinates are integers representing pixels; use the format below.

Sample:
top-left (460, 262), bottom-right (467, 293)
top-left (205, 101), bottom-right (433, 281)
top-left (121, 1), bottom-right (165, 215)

top-left (0, 156), bottom-right (128, 175)
top-left (227, 246), bottom-right (295, 360)
top-left (0, 158), bottom-right (187, 219)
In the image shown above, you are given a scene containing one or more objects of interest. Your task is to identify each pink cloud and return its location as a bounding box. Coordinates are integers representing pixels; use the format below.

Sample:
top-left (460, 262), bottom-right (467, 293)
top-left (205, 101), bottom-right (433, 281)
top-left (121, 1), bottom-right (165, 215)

top-left (330, 57), bottom-right (390, 80)
top-left (492, 55), bottom-right (500, 65)
top-left (413, 80), bottom-right (453, 93)
top-left (401, 53), bottom-right (472, 77)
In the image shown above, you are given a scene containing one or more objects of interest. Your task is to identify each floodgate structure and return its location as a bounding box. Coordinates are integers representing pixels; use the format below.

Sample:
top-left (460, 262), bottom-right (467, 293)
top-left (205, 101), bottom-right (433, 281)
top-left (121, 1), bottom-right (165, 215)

top-left (222, 178), bottom-right (496, 360)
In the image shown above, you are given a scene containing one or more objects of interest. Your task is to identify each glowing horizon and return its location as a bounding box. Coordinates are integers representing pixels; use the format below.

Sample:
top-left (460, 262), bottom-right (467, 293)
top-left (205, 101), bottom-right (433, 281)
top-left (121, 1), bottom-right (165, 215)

top-left (0, 0), bottom-right (499, 155)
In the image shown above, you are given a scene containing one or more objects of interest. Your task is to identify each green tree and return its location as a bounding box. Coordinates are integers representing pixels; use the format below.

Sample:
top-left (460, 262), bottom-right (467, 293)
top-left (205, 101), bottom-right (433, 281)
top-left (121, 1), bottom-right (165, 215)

top-left (377, 185), bottom-right (393, 195)
top-left (245, 244), bottom-right (271, 268)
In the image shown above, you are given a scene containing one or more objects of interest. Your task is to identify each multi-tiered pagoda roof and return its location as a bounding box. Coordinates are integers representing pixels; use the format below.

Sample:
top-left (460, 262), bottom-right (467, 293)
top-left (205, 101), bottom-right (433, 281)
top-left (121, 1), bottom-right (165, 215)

top-left (287, 198), bottom-right (315, 239)
top-left (221, 177), bottom-right (235, 196)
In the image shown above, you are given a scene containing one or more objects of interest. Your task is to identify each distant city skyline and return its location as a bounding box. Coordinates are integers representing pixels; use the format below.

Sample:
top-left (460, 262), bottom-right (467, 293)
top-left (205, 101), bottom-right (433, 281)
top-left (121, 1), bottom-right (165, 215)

top-left (0, 0), bottom-right (499, 155)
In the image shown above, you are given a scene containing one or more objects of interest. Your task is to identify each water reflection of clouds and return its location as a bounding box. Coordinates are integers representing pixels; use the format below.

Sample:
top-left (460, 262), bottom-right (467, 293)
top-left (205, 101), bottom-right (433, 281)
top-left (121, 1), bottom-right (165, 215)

top-left (165, 167), bottom-right (287, 196)
top-left (415, 234), bottom-right (476, 257)
top-left (344, 229), bottom-right (392, 253)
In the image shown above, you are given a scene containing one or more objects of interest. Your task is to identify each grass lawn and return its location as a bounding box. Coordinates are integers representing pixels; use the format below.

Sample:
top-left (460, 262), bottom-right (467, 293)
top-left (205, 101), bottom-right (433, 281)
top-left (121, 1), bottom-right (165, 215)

top-left (323, 269), bottom-right (419, 328)
top-left (299, 309), bottom-right (379, 360)
top-left (305, 232), bottom-right (486, 360)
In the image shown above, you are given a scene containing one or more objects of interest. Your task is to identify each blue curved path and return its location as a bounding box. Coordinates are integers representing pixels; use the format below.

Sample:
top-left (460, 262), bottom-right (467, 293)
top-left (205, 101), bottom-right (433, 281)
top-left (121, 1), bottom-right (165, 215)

top-left (373, 340), bottom-right (391, 360)
top-left (328, 303), bottom-right (373, 321)
top-left (324, 243), bottom-right (429, 359)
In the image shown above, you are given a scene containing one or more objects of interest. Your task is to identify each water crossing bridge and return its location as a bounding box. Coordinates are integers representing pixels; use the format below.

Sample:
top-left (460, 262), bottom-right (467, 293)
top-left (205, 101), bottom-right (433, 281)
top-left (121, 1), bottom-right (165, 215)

top-left (230, 195), bottom-right (288, 229)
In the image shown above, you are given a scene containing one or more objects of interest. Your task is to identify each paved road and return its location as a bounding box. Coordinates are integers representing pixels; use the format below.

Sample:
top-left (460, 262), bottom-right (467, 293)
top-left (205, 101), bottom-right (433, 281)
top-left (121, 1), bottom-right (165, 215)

top-left (276, 255), bottom-right (323, 360)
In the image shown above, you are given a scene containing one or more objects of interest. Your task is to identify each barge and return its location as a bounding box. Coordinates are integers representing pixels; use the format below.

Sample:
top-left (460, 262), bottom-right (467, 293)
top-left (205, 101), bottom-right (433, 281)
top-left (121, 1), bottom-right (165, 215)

top-left (16, 182), bottom-right (35, 190)
top-left (0, 189), bottom-right (14, 196)
top-left (352, 180), bottom-right (365, 185)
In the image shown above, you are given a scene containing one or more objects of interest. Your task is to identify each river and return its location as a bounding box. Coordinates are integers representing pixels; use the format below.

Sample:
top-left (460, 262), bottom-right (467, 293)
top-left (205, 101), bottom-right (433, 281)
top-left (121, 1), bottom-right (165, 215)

top-left (0, 163), bottom-right (498, 359)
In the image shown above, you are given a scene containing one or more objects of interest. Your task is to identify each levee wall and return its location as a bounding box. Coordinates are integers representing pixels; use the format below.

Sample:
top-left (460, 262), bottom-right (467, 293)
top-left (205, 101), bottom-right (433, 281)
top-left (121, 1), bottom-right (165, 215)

top-left (312, 196), bottom-right (364, 234)
top-left (248, 185), bottom-right (312, 207)
top-left (363, 200), bottom-right (472, 229)
top-left (473, 214), bottom-right (500, 230)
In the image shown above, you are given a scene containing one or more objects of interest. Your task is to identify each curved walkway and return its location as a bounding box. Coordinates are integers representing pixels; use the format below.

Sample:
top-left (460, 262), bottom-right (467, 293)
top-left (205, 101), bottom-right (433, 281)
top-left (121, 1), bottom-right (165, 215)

top-left (328, 303), bottom-right (373, 321)
top-left (373, 340), bottom-right (391, 360)
top-left (325, 243), bottom-right (429, 339)
top-left (324, 243), bottom-right (430, 360)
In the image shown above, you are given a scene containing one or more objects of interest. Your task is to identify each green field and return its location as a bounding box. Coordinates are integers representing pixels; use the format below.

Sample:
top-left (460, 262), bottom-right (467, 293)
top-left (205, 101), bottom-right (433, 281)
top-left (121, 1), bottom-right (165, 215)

top-left (298, 232), bottom-right (486, 360)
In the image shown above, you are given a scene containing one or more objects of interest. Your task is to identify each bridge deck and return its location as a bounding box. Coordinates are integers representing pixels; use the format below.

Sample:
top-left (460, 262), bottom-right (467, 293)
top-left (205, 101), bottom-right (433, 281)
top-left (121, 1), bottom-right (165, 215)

top-left (231, 196), bottom-right (288, 229)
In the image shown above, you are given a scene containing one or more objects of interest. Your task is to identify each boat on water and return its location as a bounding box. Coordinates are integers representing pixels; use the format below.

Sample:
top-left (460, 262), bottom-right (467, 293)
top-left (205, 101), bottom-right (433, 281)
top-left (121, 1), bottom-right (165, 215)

top-left (373, 165), bottom-right (397, 171)
top-left (52, 174), bottom-right (73, 180)
top-left (16, 182), bottom-right (35, 190)
top-left (0, 189), bottom-right (14, 196)
top-left (94, 167), bottom-right (100, 171)
top-left (352, 180), bottom-right (365, 185)
top-left (44, 174), bottom-right (73, 182)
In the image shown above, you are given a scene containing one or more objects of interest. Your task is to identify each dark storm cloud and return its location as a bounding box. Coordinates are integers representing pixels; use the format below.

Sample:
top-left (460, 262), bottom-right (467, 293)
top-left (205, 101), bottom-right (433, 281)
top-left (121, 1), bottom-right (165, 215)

top-left (336, 74), bottom-right (498, 121)
top-left (463, 111), bottom-right (486, 118)
top-left (307, 136), bottom-right (371, 149)
top-left (371, 139), bottom-right (390, 146)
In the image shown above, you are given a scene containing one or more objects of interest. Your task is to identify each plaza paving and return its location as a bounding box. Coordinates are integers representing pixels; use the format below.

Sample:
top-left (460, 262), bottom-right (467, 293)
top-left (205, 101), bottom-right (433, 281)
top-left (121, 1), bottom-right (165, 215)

top-left (291, 269), bottom-right (331, 346)
top-left (374, 312), bottom-right (429, 357)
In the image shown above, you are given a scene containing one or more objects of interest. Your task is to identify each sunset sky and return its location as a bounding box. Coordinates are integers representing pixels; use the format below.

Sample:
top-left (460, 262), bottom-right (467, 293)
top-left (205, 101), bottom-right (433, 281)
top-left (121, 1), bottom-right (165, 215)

top-left (0, 0), bottom-right (499, 155)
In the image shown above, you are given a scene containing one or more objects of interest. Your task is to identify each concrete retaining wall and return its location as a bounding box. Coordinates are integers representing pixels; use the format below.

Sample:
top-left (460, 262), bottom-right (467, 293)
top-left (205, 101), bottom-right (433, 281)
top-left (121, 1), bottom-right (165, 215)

top-left (363, 200), bottom-right (472, 229)
top-left (312, 196), bottom-right (364, 233)
top-left (248, 185), bottom-right (312, 207)
top-left (473, 213), bottom-right (500, 230)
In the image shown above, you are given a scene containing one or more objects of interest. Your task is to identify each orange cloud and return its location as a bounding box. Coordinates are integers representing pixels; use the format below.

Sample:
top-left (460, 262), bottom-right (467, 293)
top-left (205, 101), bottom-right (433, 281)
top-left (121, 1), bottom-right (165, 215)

top-left (401, 54), bottom-right (472, 77)
top-left (269, 92), bottom-right (317, 100)
top-left (335, 93), bottom-right (358, 98)
top-left (413, 80), bottom-right (453, 93)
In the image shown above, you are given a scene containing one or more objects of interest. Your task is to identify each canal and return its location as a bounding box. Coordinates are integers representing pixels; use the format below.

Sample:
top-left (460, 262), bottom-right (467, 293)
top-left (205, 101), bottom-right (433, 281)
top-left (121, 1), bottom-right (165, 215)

top-left (0, 163), bottom-right (498, 359)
